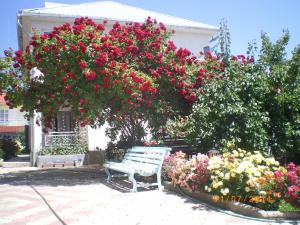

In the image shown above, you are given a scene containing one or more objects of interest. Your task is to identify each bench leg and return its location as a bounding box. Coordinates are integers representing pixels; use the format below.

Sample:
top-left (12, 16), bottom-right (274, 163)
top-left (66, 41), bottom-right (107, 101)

top-left (105, 168), bottom-right (112, 183)
top-left (129, 174), bottom-right (137, 192)
top-left (157, 173), bottom-right (163, 191)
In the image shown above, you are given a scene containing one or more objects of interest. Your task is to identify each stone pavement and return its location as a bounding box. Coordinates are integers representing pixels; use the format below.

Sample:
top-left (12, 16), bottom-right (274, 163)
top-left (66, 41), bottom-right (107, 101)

top-left (0, 167), bottom-right (297, 225)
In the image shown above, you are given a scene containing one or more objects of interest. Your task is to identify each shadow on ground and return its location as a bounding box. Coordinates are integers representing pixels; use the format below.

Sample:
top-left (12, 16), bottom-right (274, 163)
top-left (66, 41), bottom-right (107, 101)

top-left (0, 167), bottom-right (159, 193)
top-left (0, 167), bottom-right (227, 217)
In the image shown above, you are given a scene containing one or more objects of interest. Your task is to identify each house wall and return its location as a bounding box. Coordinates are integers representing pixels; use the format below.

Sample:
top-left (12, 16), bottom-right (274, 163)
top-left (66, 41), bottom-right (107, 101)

top-left (20, 16), bottom-right (217, 152)
top-left (0, 96), bottom-right (27, 126)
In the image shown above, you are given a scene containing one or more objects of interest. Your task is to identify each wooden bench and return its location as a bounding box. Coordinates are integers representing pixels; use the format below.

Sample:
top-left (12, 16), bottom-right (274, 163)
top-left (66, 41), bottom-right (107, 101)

top-left (103, 146), bottom-right (171, 192)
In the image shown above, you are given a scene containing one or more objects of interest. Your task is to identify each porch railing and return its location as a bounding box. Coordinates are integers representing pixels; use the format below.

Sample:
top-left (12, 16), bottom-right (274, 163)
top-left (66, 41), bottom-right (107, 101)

top-left (44, 131), bottom-right (85, 147)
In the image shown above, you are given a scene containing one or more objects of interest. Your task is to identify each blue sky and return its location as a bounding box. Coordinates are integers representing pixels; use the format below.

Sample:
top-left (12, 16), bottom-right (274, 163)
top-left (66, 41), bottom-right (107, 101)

top-left (1, 0), bottom-right (299, 58)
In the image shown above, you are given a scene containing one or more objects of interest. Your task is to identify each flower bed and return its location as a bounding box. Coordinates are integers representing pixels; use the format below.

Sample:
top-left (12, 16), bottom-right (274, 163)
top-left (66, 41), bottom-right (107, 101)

top-left (162, 144), bottom-right (300, 215)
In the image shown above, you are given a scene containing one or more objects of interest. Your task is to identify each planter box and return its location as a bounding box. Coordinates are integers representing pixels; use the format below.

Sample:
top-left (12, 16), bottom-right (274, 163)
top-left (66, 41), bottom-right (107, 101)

top-left (36, 154), bottom-right (85, 167)
top-left (163, 181), bottom-right (300, 220)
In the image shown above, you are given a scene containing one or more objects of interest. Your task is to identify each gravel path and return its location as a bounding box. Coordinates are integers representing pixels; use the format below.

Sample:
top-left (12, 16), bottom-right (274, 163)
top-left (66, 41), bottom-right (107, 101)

top-left (0, 167), bottom-right (296, 225)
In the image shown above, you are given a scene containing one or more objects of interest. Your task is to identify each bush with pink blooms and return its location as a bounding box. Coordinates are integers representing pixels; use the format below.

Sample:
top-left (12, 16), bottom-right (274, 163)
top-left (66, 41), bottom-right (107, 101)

top-left (275, 162), bottom-right (300, 207)
top-left (162, 151), bottom-right (210, 192)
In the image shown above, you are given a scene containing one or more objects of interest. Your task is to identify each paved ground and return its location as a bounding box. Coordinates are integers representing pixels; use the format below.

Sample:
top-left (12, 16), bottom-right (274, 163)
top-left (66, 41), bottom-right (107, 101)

top-left (0, 167), bottom-right (298, 225)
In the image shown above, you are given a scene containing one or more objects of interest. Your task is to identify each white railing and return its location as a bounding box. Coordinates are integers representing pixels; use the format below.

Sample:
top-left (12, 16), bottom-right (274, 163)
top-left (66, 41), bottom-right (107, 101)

top-left (44, 131), bottom-right (85, 147)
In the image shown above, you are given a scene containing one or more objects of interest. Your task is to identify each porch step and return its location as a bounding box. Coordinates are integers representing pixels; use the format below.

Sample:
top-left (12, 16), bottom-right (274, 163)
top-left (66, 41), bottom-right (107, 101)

top-left (2, 161), bottom-right (31, 168)
top-left (2, 154), bottom-right (31, 168)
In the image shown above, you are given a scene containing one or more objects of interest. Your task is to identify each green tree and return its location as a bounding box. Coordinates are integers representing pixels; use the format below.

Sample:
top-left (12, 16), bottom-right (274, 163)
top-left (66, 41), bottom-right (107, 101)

top-left (182, 58), bottom-right (270, 152)
top-left (218, 18), bottom-right (231, 66)
top-left (259, 31), bottom-right (300, 162)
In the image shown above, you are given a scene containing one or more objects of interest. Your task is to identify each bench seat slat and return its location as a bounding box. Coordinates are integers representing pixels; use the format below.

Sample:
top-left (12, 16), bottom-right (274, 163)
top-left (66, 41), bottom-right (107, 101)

top-left (104, 161), bottom-right (157, 176)
top-left (123, 156), bottom-right (161, 165)
top-left (129, 147), bottom-right (171, 154)
top-left (125, 152), bottom-right (164, 160)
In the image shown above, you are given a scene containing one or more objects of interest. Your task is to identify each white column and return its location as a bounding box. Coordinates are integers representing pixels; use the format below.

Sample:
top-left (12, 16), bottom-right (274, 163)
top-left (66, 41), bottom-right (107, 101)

top-left (87, 123), bottom-right (110, 150)
top-left (30, 112), bottom-right (43, 166)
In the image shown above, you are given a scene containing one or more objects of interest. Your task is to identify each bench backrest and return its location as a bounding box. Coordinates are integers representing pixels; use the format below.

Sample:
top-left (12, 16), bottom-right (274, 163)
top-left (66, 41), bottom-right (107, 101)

top-left (122, 146), bottom-right (171, 171)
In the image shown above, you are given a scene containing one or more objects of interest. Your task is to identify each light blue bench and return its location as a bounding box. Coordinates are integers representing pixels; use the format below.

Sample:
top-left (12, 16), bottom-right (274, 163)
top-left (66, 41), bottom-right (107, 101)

top-left (103, 146), bottom-right (171, 192)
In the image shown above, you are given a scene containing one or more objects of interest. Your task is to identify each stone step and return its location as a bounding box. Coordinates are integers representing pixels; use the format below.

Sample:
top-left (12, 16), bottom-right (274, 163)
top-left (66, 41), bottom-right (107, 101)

top-left (1, 154), bottom-right (31, 168)
top-left (2, 161), bottom-right (31, 168)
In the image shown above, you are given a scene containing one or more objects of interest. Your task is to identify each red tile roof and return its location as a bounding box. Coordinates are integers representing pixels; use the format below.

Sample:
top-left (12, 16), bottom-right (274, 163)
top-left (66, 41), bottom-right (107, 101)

top-left (0, 126), bottom-right (25, 133)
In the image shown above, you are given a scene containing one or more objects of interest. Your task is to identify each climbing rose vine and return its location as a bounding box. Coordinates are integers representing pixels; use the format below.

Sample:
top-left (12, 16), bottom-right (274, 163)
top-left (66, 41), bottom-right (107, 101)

top-left (2, 17), bottom-right (225, 131)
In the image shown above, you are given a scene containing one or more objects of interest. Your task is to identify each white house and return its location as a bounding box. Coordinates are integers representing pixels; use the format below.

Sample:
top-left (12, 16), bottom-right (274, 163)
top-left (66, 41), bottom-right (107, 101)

top-left (0, 94), bottom-right (28, 139)
top-left (17, 1), bottom-right (219, 165)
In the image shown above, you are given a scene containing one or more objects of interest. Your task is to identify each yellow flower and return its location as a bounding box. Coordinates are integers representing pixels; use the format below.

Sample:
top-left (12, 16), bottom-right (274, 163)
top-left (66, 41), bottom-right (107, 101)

top-left (233, 150), bottom-right (239, 157)
top-left (212, 181), bottom-right (223, 189)
top-left (227, 142), bottom-right (235, 148)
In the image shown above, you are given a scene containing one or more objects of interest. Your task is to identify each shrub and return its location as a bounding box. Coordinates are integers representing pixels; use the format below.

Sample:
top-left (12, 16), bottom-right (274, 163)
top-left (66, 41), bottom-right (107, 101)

top-left (15, 131), bottom-right (26, 152)
top-left (41, 140), bottom-right (87, 155)
top-left (104, 142), bottom-right (126, 162)
top-left (1, 138), bottom-right (21, 160)
top-left (0, 148), bottom-right (4, 159)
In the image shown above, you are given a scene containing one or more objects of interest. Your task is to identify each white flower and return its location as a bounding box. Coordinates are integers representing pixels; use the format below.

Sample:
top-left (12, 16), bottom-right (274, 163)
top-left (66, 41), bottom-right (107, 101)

top-left (245, 187), bottom-right (250, 192)
top-left (221, 188), bottom-right (229, 196)
top-left (253, 171), bottom-right (261, 177)
top-left (224, 173), bottom-right (230, 180)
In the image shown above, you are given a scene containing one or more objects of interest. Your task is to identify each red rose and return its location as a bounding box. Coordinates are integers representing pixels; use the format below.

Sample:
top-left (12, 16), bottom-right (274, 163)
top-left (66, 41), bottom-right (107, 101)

top-left (64, 84), bottom-right (71, 94)
top-left (131, 93), bottom-right (137, 98)
top-left (80, 98), bottom-right (86, 105)
top-left (83, 70), bottom-right (96, 81)
top-left (103, 77), bottom-right (110, 88)
top-left (151, 88), bottom-right (157, 95)
top-left (70, 45), bottom-right (77, 51)
top-left (79, 61), bottom-right (88, 69)
top-left (113, 79), bottom-right (120, 85)
top-left (94, 84), bottom-right (101, 93)
top-left (97, 24), bottom-right (105, 31)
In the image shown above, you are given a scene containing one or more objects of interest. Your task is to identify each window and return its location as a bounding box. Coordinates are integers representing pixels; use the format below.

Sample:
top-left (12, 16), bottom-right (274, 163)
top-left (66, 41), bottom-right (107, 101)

top-left (54, 111), bottom-right (75, 132)
top-left (0, 109), bottom-right (8, 122)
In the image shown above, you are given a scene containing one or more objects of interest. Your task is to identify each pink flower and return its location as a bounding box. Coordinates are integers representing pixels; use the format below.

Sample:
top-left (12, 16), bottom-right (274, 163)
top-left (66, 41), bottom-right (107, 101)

top-left (287, 171), bottom-right (298, 183)
top-left (274, 170), bottom-right (283, 178)
top-left (287, 162), bottom-right (296, 171)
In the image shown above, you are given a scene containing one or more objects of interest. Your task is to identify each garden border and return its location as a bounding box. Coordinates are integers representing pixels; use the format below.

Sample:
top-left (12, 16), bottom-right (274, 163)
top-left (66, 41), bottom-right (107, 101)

top-left (163, 181), bottom-right (300, 220)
